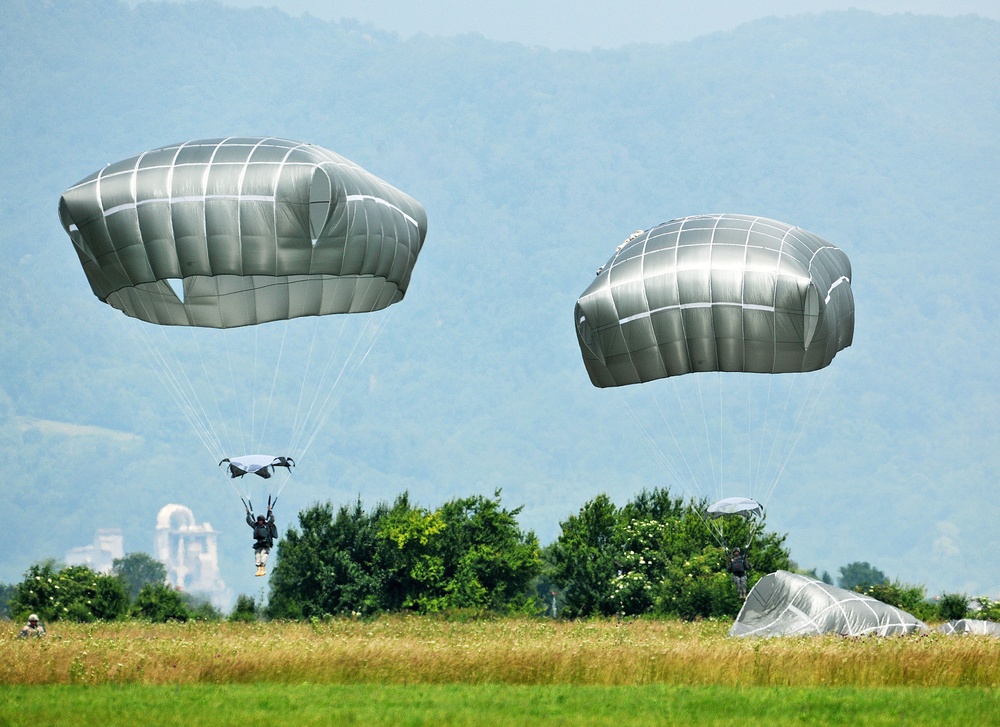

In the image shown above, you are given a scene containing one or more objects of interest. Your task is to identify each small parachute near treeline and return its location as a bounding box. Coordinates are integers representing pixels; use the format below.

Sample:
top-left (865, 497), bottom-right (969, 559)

top-left (220, 455), bottom-right (294, 479)
top-left (708, 497), bottom-right (763, 551)
top-left (574, 213), bottom-right (855, 542)
top-left (59, 137), bottom-right (427, 505)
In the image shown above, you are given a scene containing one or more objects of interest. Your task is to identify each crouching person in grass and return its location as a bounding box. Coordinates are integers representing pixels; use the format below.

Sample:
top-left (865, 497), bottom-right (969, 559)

top-left (18, 614), bottom-right (45, 638)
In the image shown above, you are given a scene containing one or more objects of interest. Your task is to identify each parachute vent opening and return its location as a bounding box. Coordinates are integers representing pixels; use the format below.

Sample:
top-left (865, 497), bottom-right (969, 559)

top-left (309, 167), bottom-right (334, 247)
top-left (166, 278), bottom-right (185, 303)
top-left (575, 304), bottom-right (604, 364)
top-left (803, 285), bottom-right (820, 350)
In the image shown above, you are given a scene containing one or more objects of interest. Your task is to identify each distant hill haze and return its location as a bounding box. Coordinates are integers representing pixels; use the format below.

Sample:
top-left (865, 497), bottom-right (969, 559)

top-left (1, 1), bottom-right (997, 599)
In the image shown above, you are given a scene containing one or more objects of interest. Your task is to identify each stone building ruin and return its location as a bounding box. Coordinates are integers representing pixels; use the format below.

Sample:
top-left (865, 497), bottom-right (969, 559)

top-left (155, 504), bottom-right (229, 608)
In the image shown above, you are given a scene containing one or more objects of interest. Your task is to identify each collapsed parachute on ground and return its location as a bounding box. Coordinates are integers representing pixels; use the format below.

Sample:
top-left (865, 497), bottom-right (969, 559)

top-left (729, 570), bottom-right (927, 637)
top-left (575, 214), bottom-right (855, 387)
top-left (59, 137), bottom-right (427, 329)
top-left (708, 497), bottom-right (763, 519)
top-left (220, 455), bottom-right (295, 479)
top-left (935, 619), bottom-right (1000, 636)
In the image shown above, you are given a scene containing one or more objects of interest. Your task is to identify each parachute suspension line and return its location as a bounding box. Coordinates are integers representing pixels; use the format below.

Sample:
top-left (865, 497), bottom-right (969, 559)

top-left (621, 399), bottom-right (690, 492)
top-left (621, 398), bottom-right (728, 550)
top-left (294, 308), bottom-right (393, 466)
top-left (189, 328), bottom-right (238, 460)
top-left (693, 372), bottom-right (720, 500)
top-left (285, 312), bottom-right (349, 458)
top-left (115, 311), bottom-right (225, 462)
top-left (653, 389), bottom-right (706, 494)
top-left (755, 372), bottom-right (799, 504)
top-left (250, 321), bottom-right (261, 451)
top-left (745, 374), bottom-right (753, 501)
top-left (220, 331), bottom-right (250, 458)
top-left (749, 373), bottom-right (778, 503)
top-left (254, 318), bottom-right (292, 454)
top-left (759, 368), bottom-right (837, 509)
top-left (717, 372), bottom-right (725, 499)
top-left (221, 462), bottom-right (252, 503)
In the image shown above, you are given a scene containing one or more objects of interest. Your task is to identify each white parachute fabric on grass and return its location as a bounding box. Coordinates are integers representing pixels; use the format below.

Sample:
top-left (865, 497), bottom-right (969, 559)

top-left (729, 570), bottom-right (928, 637)
top-left (935, 619), bottom-right (1000, 636)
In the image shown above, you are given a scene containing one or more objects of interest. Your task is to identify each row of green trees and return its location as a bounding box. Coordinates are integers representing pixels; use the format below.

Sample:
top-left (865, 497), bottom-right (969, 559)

top-left (4, 489), bottom-right (991, 624)
top-left (546, 490), bottom-right (790, 619)
top-left (5, 555), bottom-right (210, 623)
top-left (267, 490), bottom-right (541, 618)
top-left (266, 488), bottom-right (791, 620)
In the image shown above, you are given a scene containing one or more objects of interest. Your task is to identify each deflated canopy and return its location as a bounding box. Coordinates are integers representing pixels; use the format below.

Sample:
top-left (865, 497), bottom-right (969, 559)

top-left (59, 137), bottom-right (428, 328)
top-left (935, 619), bottom-right (1000, 636)
top-left (575, 214), bottom-right (854, 387)
top-left (707, 497), bottom-right (763, 519)
top-left (730, 571), bottom-right (927, 637)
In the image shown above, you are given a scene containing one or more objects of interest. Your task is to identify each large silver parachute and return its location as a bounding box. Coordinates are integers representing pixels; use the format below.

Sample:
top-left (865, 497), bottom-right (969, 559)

top-left (59, 137), bottom-right (427, 328)
top-left (575, 214), bottom-right (854, 388)
top-left (58, 138), bottom-right (427, 503)
top-left (574, 214), bottom-right (856, 524)
top-left (730, 571), bottom-right (927, 637)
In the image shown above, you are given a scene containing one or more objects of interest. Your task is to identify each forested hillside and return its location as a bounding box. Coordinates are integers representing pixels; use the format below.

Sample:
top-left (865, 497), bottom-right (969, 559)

top-left (1, 0), bottom-right (997, 599)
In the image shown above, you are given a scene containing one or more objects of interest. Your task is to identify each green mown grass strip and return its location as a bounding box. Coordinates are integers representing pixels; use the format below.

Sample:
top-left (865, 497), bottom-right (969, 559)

top-left (2, 684), bottom-right (1000, 726)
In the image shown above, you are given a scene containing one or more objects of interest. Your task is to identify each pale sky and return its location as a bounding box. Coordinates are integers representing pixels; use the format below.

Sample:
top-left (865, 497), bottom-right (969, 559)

top-left (141, 0), bottom-right (1000, 49)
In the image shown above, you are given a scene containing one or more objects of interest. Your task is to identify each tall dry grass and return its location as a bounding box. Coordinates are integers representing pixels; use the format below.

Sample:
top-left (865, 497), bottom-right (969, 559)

top-left (5, 617), bottom-right (999, 687)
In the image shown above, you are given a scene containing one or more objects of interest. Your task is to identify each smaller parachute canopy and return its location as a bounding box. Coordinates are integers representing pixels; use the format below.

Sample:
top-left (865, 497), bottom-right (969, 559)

top-left (708, 497), bottom-right (763, 519)
top-left (220, 455), bottom-right (295, 479)
top-left (575, 214), bottom-right (855, 388)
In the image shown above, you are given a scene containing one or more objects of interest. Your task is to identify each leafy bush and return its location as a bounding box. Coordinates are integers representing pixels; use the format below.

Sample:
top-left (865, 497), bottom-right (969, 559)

top-left (268, 490), bottom-right (542, 618)
top-left (548, 488), bottom-right (791, 620)
top-left (229, 594), bottom-right (258, 622)
top-left (973, 597), bottom-right (1000, 622)
top-left (9, 561), bottom-right (128, 622)
top-left (182, 592), bottom-right (222, 621)
top-left (0, 582), bottom-right (15, 619)
top-left (937, 592), bottom-right (969, 621)
top-left (838, 562), bottom-right (888, 590)
top-left (131, 583), bottom-right (189, 622)
top-left (861, 580), bottom-right (936, 622)
top-left (112, 552), bottom-right (167, 600)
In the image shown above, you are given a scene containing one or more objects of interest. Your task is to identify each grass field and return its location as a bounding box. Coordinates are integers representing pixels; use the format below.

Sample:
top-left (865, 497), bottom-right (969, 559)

top-left (3, 617), bottom-right (1000, 724)
top-left (3, 684), bottom-right (1000, 726)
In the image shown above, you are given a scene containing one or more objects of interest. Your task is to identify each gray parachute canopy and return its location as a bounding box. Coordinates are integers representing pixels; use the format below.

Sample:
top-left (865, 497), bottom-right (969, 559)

top-left (575, 214), bottom-right (855, 387)
top-left (59, 137), bottom-right (427, 328)
top-left (730, 571), bottom-right (927, 638)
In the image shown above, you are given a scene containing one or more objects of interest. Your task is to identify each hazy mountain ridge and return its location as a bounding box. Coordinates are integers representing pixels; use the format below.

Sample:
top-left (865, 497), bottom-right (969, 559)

top-left (1, 0), bottom-right (997, 598)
